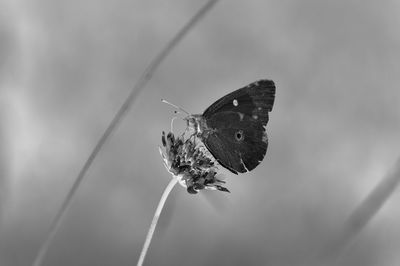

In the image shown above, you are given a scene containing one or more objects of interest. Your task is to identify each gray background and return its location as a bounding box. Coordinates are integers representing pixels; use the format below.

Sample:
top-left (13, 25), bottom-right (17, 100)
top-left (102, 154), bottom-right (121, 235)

top-left (1, 0), bottom-right (400, 265)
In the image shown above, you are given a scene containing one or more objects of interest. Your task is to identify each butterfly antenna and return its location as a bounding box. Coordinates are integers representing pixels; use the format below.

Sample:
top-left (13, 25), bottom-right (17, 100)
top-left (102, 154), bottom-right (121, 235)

top-left (161, 99), bottom-right (190, 115)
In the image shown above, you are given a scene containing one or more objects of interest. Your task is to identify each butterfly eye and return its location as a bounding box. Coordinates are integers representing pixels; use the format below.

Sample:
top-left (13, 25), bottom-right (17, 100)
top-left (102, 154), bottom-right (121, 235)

top-left (235, 130), bottom-right (244, 141)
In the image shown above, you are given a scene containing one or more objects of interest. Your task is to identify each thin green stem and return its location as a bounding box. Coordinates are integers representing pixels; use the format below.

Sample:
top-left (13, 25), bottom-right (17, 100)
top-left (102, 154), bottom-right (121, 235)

top-left (137, 178), bottom-right (178, 266)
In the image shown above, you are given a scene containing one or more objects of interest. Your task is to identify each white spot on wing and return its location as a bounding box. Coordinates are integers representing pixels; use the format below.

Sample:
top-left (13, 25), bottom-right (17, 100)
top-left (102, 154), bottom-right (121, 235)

top-left (257, 107), bottom-right (262, 111)
top-left (238, 112), bottom-right (244, 121)
top-left (252, 114), bottom-right (258, 120)
top-left (233, 99), bottom-right (238, 106)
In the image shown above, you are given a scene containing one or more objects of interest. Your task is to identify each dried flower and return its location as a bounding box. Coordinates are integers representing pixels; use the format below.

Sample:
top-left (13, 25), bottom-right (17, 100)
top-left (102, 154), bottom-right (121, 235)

top-left (159, 131), bottom-right (229, 194)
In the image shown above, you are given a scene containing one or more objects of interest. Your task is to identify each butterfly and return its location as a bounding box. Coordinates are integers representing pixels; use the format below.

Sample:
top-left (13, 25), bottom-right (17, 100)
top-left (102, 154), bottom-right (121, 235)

top-left (185, 79), bottom-right (276, 174)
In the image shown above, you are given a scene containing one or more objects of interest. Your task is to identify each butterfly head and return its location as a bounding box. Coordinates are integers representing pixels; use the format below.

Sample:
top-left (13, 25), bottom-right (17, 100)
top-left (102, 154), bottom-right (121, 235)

top-left (161, 99), bottom-right (204, 135)
top-left (184, 114), bottom-right (204, 135)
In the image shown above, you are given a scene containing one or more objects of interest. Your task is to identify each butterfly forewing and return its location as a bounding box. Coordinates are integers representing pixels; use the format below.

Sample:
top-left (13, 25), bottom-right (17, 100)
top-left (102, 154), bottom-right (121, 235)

top-left (203, 79), bottom-right (275, 123)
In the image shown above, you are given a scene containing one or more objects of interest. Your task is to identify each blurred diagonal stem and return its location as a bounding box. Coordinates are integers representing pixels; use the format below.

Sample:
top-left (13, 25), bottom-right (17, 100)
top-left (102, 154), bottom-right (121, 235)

top-left (137, 178), bottom-right (178, 266)
top-left (32, 1), bottom-right (219, 266)
top-left (320, 157), bottom-right (400, 266)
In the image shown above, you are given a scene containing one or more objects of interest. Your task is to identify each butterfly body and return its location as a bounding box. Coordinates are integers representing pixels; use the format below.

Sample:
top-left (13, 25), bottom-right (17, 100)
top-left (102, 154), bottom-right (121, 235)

top-left (186, 79), bottom-right (276, 174)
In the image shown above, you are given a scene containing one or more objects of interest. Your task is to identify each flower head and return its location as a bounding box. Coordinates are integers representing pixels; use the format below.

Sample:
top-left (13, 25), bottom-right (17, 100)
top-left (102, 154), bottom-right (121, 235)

top-left (159, 131), bottom-right (229, 194)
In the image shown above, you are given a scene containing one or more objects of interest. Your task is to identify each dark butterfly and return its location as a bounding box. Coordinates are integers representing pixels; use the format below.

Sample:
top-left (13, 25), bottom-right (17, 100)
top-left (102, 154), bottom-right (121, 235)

top-left (186, 80), bottom-right (276, 174)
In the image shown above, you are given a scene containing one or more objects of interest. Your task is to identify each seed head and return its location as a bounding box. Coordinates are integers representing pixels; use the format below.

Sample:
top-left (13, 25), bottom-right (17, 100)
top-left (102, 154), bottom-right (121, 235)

top-left (159, 131), bottom-right (229, 194)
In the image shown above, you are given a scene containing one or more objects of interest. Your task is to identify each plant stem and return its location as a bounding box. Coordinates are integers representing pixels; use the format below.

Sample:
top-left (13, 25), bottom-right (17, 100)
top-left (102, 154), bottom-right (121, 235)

top-left (137, 178), bottom-right (178, 266)
top-left (318, 157), bottom-right (400, 266)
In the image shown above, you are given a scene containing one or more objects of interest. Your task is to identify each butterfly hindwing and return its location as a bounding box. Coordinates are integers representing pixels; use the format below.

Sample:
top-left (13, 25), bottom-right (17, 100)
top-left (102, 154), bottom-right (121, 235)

top-left (203, 112), bottom-right (268, 174)
top-left (200, 80), bottom-right (275, 174)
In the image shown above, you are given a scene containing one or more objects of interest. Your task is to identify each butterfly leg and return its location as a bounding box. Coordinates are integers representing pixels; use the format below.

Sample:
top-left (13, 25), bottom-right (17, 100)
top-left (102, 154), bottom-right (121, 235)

top-left (169, 116), bottom-right (179, 133)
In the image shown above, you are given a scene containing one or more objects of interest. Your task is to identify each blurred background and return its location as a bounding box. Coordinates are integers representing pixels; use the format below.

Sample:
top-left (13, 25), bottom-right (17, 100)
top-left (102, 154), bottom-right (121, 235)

top-left (1, 0), bottom-right (400, 265)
